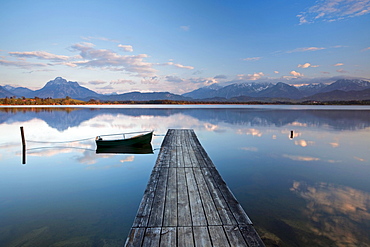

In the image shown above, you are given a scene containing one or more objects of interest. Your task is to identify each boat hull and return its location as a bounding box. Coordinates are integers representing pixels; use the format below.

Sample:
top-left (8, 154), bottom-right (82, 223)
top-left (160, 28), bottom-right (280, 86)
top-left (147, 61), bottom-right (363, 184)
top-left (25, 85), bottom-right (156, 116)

top-left (95, 131), bottom-right (153, 147)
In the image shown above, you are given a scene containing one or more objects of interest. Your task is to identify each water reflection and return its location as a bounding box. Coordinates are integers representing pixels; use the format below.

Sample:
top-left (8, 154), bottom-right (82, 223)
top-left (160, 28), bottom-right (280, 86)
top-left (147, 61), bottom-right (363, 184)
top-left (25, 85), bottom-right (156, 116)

top-left (291, 181), bottom-right (370, 247)
top-left (1, 106), bottom-right (370, 247)
top-left (2, 107), bottom-right (370, 131)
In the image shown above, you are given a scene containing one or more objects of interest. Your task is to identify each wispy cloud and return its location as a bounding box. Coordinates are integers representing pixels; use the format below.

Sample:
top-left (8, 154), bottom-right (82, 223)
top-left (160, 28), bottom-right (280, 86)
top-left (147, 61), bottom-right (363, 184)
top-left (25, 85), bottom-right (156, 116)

top-left (180, 25), bottom-right (190, 31)
top-left (287, 47), bottom-right (325, 53)
top-left (336, 68), bottom-right (348, 73)
top-left (162, 62), bottom-right (194, 70)
top-left (118, 44), bottom-right (133, 52)
top-left (68, 42), bottom-right (157, 77)
top-left (362, 47), bottom-right (370, 51)
top-left (0, 59), bottom-right (47, 69)
top-left (165, 75), bottom-right (184, 83)
top-left (333, 63), bottom-right (344, 66)
top-left (243, 57), bottom-right (262, 61)
top-left (9, 51), bottom-right (70, 61)
top-left (298, 0), bottom-right (370, 24)
top-left (81, 36), bottom-right (119, 43)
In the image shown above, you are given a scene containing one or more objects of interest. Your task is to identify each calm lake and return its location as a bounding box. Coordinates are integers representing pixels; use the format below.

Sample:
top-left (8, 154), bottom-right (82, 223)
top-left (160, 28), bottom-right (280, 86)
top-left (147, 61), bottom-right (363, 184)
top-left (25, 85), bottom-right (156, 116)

top-left (1, 105), bottom-right (370, 247)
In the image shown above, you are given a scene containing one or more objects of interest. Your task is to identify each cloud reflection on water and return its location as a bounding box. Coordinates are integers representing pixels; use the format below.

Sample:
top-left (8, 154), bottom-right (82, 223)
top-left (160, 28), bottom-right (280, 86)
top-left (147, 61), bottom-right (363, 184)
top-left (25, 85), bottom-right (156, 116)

top-left (290, 181), bottom-right (370, 247)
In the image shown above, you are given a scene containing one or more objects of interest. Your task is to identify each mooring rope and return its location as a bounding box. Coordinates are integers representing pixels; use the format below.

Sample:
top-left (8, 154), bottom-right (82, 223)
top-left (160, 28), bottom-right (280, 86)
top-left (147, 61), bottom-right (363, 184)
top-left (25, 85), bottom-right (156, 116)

top-left (27, 146), bottom-right (96, 151)
top-left (27, 137), bottom-right (95, 144)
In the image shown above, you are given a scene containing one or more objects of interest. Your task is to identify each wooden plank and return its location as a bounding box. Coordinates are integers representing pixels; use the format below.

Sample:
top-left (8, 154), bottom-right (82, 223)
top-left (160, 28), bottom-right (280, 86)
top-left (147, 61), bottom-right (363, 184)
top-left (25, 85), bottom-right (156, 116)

top-left (239, 225), bottom-right (265, 247)
top-left (224, 225), bottom-right (249, 247)
top-left (148, 167), bottom-right (169, 227)
top-left (124, 228), bottom-right (145, 247)
top-left (193, 226), bottom-right (212, 247)
top-left (177, 167), bottom-right (192, 226)
top-left (126, 129), bottom-right (264, 247)
top-left (163, 167), bottom-right (177, 226)
top-left (192, 167), bottom-right (222, 225)
top-left (178, 227), bottom-right (194, 247)
top-left (160, 227), bottom-right (177, 246)
top-left (168, 129), bottom-right (178, 168)
top-left (200, 168), bottom-right (237, 226)
top-left (142, 227), bottom-right (161, 247)
top-left (208, 225), bottom-right (230, 247)
top-left (208, 167), bottom-right (253, 225)
top-left (132, 168), bottom-right (160, 227)
top-left (185, 167), bottom-right (207, 226)
top-left (181, 130), bottom-right (192, 168)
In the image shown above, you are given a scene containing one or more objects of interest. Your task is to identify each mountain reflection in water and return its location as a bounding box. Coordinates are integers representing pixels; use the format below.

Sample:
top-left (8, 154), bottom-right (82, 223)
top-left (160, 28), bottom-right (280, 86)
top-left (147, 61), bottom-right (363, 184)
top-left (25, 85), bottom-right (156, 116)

top-left (0, 106), bottom-right (369, 247)
top-left (2, 107), bottom-right (370, 131)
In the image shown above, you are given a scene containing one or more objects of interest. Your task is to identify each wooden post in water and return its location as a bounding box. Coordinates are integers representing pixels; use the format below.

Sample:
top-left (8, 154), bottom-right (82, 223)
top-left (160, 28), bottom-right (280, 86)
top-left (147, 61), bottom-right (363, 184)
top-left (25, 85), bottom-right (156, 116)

top-left (20, 126), bottom-right (26, 164)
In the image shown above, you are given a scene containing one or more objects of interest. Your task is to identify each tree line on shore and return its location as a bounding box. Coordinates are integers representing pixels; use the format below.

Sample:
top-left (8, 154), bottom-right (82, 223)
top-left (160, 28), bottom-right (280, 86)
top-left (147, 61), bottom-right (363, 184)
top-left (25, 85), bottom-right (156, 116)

top-left (1, 96), bottom-right (370, 105)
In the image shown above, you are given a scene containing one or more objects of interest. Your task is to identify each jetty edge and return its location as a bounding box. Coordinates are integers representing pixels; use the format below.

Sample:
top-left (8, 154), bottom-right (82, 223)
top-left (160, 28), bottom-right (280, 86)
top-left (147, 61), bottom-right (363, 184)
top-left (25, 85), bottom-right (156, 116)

top-left (125, 129), bottom-right (265, 246)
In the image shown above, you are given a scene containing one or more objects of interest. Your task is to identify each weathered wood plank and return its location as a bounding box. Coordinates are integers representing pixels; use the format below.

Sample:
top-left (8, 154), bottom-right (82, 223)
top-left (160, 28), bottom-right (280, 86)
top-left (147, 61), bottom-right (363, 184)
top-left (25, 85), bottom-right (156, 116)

top-left (177, 167), bottom-right (192, 227)
top-left (178, 227), bottom-right (194, 247)
top-left (200, 167), bottom-right (237, 226)
top-left (239, 225), bottom-right (266, 247)
top-left (208, 167), bottom-right (253, 225)
top-left (124, 228), bottom-right (145, 247)
top-left (208, 225), bottom-right (230, 247)
top-left (224, 225), bottom-right (249, 247)
top-left (148, 167), bottom-right (169, 227)
top-left (192, 167), bottom-right (222, 225)
top-left (193, 226), bottom-right (212, 247)
top-left (142, 227), bottom-right (161, 247)
top-left (132, 168), bottom-right (160, 227)
top-left (185, 167), bottom-right (207, 226)
top-left (163, 167), bottom-right (177, 226)
top-left (126, 129), bottom-right (265, 247)
top-left (159, 227), bottom-right (177, 246)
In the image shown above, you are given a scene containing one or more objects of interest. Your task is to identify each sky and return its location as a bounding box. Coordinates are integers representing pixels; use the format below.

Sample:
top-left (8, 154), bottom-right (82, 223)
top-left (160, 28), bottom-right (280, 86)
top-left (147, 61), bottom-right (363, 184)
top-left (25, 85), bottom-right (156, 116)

top-left (0, 0), bottom-right (369, 94)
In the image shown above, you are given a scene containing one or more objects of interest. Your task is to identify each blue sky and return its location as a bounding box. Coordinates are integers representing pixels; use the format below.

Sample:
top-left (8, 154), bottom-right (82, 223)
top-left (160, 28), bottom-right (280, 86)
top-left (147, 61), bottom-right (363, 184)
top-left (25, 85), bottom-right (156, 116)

top-left (0, 0), bottom-right (369, 94)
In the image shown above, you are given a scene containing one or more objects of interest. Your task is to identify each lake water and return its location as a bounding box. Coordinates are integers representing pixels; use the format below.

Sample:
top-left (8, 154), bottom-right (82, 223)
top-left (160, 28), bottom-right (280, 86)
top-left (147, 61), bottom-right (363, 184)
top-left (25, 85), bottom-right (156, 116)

top-left (1, 105), bottom-right (370, 247)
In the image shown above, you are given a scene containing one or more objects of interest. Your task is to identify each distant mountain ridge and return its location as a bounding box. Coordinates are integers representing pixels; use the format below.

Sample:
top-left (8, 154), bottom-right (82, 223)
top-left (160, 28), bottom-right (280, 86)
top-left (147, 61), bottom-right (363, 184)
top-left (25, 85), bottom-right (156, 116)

top-left (1, 77), bottom-right (370, 102)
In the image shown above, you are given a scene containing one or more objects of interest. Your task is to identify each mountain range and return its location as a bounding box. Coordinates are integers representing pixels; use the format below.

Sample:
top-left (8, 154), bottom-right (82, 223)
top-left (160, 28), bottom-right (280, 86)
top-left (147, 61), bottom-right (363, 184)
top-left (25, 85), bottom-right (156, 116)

top-left (1, 77), bottom-right (370, 102)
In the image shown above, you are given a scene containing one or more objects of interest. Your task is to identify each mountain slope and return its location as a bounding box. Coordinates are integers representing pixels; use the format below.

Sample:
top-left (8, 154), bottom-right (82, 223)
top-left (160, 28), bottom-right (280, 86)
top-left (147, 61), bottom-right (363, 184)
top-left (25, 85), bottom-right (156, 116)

top-left (33, 77), bottom-right (100, 99)
top-left (3, 85), bottom-right (35, 98)
top-left (99, 91), bottom-right (192, 101)
top-left (0, 86), bottom-right (14, 98)
top-left (319, 79), bottom-right (370, 93)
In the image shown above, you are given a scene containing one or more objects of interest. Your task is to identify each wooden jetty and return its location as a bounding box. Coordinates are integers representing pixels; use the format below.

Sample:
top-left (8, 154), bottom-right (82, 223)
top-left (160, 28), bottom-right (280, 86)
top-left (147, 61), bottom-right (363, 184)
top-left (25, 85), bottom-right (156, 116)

top-left (125, 129), bottom-right (265, 247)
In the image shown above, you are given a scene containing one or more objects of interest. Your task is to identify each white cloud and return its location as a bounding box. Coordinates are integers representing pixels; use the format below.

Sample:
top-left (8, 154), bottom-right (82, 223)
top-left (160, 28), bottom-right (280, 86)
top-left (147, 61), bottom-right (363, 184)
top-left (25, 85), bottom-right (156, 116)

top-left (164, 62), bottom-right (194, 70)
top-left (237, 72), bottom-right (265, 81)
top-left (298, 63), bottom-right (320, 68)
top-left (243, 57), bottom-right (262, 61)
top-left (287, 47), bottom-right (325, 53)
top-left (290, 71), bottom-right (304, 77)
top-left (362, 47), bottom-right (370, 51)
top-left (298, 0), bottom-right (370, 24)
top-left (9, 51), bottom-right (70, 61)
top-left (118, 44), bottom-right (134, 52)
top-left (334, 63), bottom-right (344, 66)
top-left (111, 79), bottom-right (136, 85)
top-left (0, 59), bottom-right (47, 69)
top-left (81, 36), bottom-right (119, 43)
top-left (274, 71), bottom-right (280, 74)
top-left (69, 42), bottom-right (157, 77)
